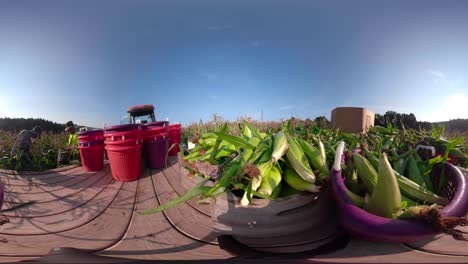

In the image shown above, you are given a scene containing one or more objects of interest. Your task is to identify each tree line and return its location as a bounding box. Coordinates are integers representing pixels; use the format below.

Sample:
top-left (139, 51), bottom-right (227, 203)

top-left (375, 111), bottom-right (467, 132)
top-left (1, 113), bottom-right (466, 134)
top-left (0, 117), bottom-right (68, 133)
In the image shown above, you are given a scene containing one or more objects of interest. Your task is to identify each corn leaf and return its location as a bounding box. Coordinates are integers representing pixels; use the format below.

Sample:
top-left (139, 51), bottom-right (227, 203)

top-left (209, 123), bottom-right (228, 163)
top-left (214, 132), bottom-right (256, 149)
top-left (141, 178), bottom-right (211, 215)
top-left (244, 121), bottom-right (262, 139)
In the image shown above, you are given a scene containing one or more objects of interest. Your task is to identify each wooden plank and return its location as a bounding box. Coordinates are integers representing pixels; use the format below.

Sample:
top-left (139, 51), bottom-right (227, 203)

top-left (1, 168), bottom-right (102, 195)
top-left (151, 169), bottom-right (219, 244)
top-left (0, 164), bottom-right (78, 175)
top-left (0, 174), bottom-right (138, 256)
top-left (2, 167), bottom-right (110, 206)
top-left (403, 167), bottom-right (468, 256)
top-left (0, 166), bottom-right (84, 185)
top-left (163, 163), bottom-right (211, 216)
top-left (313, 238), bottom-right (468, 263)
top-left (0, 166), bottom-right (87, 186)
top-left (97, 168), bottom-right (231, 260)
top-left (1, 169), bottom-right (113, 218)
top-left (404, 226), bottom-right (468, 256)
top-left (0, 171), bottom-right (121, 235)
top-left (0, 256), bottom-right (39, 263)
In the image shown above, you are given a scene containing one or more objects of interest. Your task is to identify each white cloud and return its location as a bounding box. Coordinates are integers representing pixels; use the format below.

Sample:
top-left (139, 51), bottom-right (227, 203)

top-left (427, 69), bottom-right (445, 79)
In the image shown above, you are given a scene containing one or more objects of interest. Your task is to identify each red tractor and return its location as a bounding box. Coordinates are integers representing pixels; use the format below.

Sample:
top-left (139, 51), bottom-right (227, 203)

top-left (127, 104), bottom-right (156, 124)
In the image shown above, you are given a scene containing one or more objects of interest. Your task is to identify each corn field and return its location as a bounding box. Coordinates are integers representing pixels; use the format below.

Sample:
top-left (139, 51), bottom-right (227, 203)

top-left (0, 130), bottom-right (68, 171)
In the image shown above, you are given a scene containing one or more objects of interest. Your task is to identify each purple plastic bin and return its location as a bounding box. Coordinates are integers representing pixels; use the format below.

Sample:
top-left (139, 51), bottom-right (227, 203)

top-left (331, 162), bottom-right (468, 242)
top-left (144, 138), bottom-right (169, 169)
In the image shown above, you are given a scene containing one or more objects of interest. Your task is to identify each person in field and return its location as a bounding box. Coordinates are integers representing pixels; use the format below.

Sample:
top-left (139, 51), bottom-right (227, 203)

top-left (10, 126), bottom-right (42, 169)
top-left (64, 121), bottom-right (80, 163)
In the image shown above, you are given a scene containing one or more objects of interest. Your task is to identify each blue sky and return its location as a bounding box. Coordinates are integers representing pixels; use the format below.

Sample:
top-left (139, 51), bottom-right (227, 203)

top-left (1, 0), bottom-right (467, 128)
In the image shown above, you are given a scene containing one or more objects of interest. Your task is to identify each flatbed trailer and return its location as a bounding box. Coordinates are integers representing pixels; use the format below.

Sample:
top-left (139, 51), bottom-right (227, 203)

top-left (0, 158), bottom-right (466, 263)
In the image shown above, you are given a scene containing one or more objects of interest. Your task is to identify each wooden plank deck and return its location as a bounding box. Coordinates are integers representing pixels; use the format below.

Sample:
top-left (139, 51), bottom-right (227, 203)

top-left (0, 158), bottom-right (467, 263)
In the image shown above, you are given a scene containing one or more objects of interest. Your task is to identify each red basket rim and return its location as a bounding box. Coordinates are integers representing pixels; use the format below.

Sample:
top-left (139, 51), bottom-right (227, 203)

top-left (105, 144), bottom-right (142, 151)
top-left (105, 139), bottom-right (143, 146)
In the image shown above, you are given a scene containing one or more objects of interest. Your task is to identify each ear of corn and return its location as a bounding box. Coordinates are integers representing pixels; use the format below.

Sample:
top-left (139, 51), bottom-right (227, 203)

top-left (215, 145), bottom-right (236, 160)
top-left (285, 134), bottom-right (316, 183)
top-left (364, 153), bottom-right (401, 219)
top-left (248, 135), bottom-right (272, 164)
top-left (353, 153), bottom-right (378, 192)
top-left (407, 154), bottom-right (425, 186)
top-left (248, 136), bottom-right (262, 148)
top-left (271, 131), bottom-right (289, 163)
top-left (318, 139), bottom-right (327, 165)
top-left (332, 141), bottom-right (345, 171)
top-left (363, 150), bottom-right (379, 171)
top-left (401, 194), bottom-right (419, 207)
top-left (270, 183), bottom-right (282, 199)
top-left (297, 138), bottom-right (329, 179)
top-left (344, 185), bottom-right (365, 208)
top-left (394, 170), bottom-right (448, 205)
top-left (241, 162), bottom-right (273, 206)
top-left (398, 204), bottom-right (441, 219)
top-left (258, 164), bottom-right (282, 196)
top-left (283, 166), bottom-right (320, 192)
top-left (344, 168), bottom-right (363, 194)
top-left (280, 182), bottom-right (301, 196)
top-left (244, 121), bottom-right (263, 139)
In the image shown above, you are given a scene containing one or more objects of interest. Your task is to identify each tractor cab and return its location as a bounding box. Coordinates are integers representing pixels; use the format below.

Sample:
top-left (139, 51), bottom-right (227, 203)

top-left (127, 104), bottom-right (156, 124)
